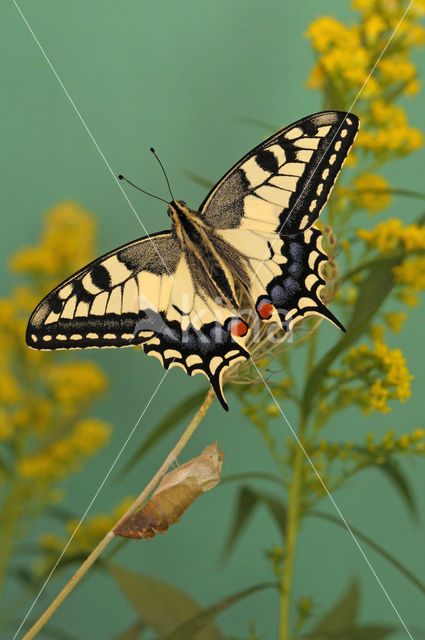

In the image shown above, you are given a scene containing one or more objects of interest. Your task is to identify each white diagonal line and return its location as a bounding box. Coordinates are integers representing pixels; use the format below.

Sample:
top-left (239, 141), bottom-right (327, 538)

top-left (250, 0), bottom-right (415, 284)
top-left (250, 359), bottom-right (414, 640)
top-left (12, 0), bottom-right (173, 278)
top-left (12, 366), bottom-right (172, 640)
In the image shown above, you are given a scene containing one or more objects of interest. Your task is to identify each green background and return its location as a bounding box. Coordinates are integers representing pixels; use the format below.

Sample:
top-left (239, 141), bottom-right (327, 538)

top-left (1, 1), bottom-right (424, 638)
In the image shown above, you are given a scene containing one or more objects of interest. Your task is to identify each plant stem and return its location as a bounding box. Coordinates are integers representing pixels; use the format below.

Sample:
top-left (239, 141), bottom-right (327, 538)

top-left (21, 387), bottom-right (216, 640)
top-left (278, 412), bottom-right (308, 640)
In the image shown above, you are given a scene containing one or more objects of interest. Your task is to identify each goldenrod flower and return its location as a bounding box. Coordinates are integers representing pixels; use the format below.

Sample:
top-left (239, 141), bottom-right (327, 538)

top-left (384, 312), bottom-right (407, 333)
top-left (353, 173), bottom-right (392, 213)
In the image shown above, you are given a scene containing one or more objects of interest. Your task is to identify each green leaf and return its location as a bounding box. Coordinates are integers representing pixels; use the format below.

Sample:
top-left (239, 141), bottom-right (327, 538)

top-left (230, 115), bottom-right (278, 132)
top-left (306, 579), bottom-right (359, 638)
top-left (108, 563), bottom-right (223, 640)
top-left (163, 583), bottom-right (276, 640)
top-left (222, 472), bottom-right (285, 488)
top-left (221, 487), bottom-right (286, 562)
top-left (183, 170), bottom-right (214, 190)
top-left (355, 187), bottom-right (425, 202)
top-left (113, 620), bottom-right (145, 640)
top-left (303, 624), bottom-right (395, 640)
top-left (376, 458), bottom-right (418, 520)
top-left (221, 487), bottom-right (260, 561)
top-left (119, 388), bottom-right (208, 478)
top-left (343, 626), bottom-right (395, 640)
top-left (309, 511), bottom-right (425, 595)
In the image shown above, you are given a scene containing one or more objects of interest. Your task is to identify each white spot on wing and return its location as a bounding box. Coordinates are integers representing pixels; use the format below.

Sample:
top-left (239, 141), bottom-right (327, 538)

top-left (294, 137), bottom-right (320, 150)
top-left (46, 311), bottom-right (60, 324)
top-left (102, 255), bottom-right (132, 286)
top-left (300, 215), bottom-right (309, 230)
top-left (308, 250), bottom-right (319, 269)
top-left (75, 302), bottom-right (90, 317)
top-left (269, 175), bottom-right (299, 191)
top-left (82, 273), bottom-right (102, 295)
top-left (209, 356), bottom-right (223, 375)
top-left (59, 284), bottom-right (73, 300)
top-left (241, 156), bottom-right (270, 187)
top-left (256, 185), bottom-right (291, 208)
top-left (106, 287), bottom-right (122, 315)
top-left (265, 144), bottom-right (286, 166)
top-left (244, 194), bottom-right (282, 225)
top-left (280, 162), bottom-right (305, 177)
top-left (305, 274), bottom-right (318, 290)
top-left (164, 349), bottom-right (181, 359)
top-left (186, 354), bottom-right (203, 367)
top-left (137, 272), bottom-right (161, 311)
top-left (122, 278), bottom-right (138, 313)
top-left (284, 127), bottom-right (303, 140)
top-left (298, 297), bottom-right (315, 309)
top-left (317, 125), bottom-right (331, 136)
top-left (296, 150), bottom-right (313, 162)
top-left (91, 291), bottom-right (109, 316)
top-left (61, 296), bottom-right (77, 319)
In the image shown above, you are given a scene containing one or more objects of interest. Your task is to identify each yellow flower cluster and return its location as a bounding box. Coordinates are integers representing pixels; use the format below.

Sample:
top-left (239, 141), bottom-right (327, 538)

top-left (315, 428), bottom-right (424, 466)
top-left (349, 172), bottom-right (392, 213)
top-left (357, 101), bottom-right (423, 157)
top-left (47, 361), bottom-right (107, 413)
top-left (331, 335), bottom-right (414, 414)
top-left (0, 203), bottom-right (111, 531)
top-left (357, 219), bottom-right (425, 305)
top-left (306, 18), bottom-right (377, 97)
top-left (393, 256), bottom-right (425, 293)
top-left (357, 218), bottom-right (425, 253)
top-left (39, 496), bottom-right (134, 566)
top-left (10, 201), bottom-right (97, 285)
top-left (306, 1), bottom-right (424, 162)
top-left (19, 419), bottom-right (110, 482)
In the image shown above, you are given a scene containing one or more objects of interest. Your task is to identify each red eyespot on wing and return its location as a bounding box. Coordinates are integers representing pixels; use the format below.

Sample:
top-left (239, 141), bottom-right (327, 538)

top-left (229, 318), bottom-right (248, 337)
top-left (257, 300), bottom-right (274, 320)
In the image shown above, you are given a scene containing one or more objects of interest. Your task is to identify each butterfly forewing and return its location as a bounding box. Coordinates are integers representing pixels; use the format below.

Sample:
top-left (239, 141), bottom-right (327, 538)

top-left (200, 111), bottom-right (359, 235)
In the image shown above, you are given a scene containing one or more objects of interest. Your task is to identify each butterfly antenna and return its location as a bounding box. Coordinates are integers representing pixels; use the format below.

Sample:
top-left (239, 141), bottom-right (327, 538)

top-left (118, 175), bottom-right (169, 204)
top-left (150, 147), bottom-right (175, 201)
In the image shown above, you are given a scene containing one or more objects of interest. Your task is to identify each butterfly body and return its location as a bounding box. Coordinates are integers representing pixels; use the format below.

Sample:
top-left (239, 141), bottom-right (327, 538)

top-left (27, 111), bottom-right (359, 410)
top-left (168, 199), bottom-right (248, 309)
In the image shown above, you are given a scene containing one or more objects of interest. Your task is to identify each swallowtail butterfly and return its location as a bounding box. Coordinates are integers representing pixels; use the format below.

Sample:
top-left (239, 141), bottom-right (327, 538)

top-left (26, 111), bottom-right (359, 410)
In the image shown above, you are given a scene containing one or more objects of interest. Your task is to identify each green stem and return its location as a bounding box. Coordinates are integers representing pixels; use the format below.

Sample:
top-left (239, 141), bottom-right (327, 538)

top-left (305, 326), bottom-right (318, 378)
top-left (278, 411), bottom-right (308, 640)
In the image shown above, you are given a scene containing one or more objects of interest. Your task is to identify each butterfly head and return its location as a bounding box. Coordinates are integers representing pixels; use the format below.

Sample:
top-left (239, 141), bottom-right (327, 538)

top-left (167, 200), bottom-right (190, 220)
